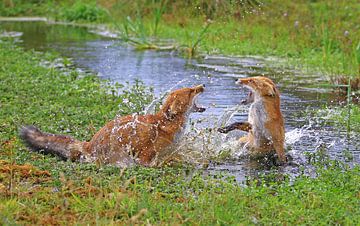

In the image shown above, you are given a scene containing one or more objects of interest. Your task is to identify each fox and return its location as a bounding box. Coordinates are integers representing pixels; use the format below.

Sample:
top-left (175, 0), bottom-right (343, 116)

top-left (20, 85), bottom-right (206, 167)
top-left (218, 76), bottom-right (286, 163)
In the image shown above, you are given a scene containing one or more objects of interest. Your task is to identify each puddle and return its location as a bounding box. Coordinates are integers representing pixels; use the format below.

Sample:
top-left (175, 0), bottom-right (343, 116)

top-left (1, 21), bottom-right (359, 182)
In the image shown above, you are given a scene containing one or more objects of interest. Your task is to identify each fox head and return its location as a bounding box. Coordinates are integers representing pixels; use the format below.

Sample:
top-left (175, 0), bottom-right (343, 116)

top-left (161, 84), bottom-right (206, 120)
top-left (236, 76), bottom-right (279, 101)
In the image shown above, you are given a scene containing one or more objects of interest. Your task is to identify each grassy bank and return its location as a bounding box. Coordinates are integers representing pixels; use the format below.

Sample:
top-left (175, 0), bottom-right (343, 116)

top-left (1, 0), bottom-right (359, 82)
top-left (1, 41), bottom-right (360, 224)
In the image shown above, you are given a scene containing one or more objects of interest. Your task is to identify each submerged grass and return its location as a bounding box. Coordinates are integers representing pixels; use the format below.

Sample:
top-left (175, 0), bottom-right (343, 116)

top-left (1, 39), bottom-right (360, 224)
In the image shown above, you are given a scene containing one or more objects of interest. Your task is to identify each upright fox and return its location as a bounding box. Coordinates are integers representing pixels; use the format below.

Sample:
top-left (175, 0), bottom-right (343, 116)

top-left (20, 85), bottom-right (205, 167)
top-left (218, 76), bottom-right (286, 163)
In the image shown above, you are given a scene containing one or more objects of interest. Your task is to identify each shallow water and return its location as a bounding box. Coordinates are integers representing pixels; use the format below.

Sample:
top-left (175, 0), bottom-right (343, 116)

top-left (1, 21), bottom-right (359, 181)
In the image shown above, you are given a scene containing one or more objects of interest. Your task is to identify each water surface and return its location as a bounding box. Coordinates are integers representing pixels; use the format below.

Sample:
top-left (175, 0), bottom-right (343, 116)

top-left (1, 21), bottom-right (358, 181)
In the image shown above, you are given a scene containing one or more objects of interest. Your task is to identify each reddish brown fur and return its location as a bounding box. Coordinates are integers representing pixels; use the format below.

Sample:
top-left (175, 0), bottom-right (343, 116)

top-left (219, 76), bottom-right (286, 163)
top-left (20, 85), bottom-right (205, 166)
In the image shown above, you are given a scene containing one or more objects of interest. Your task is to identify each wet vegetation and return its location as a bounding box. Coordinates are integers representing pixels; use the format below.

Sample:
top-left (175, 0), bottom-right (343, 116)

top-left (0, 42), bottom-right (360, 224)
top-left (1, 0), bottom-right (359, 83)
top-left (315, 105), bottom-right (360, 133)
top-left (1, 1), bottom-right (360, 224)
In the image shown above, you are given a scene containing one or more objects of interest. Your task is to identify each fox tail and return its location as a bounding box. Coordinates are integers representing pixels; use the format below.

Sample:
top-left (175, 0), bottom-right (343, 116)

top-left (20, 125), bottom-right (85, 161)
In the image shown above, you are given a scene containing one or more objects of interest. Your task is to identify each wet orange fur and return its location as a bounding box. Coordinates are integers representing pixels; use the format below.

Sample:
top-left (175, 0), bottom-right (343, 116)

top-left (20, 85), bottom-right (205, 166)
top-left (220, 76), bottom-right (286, 163)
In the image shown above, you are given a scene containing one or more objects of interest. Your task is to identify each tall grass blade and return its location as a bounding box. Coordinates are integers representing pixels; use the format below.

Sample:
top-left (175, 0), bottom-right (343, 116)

top-left (153, 0), bottom-right (168, 36)
top-left (192, 21), bottom-right (211, 50)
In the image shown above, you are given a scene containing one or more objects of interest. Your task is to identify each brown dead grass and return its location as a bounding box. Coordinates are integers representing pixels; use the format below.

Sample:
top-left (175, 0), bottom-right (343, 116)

top-left (331, 76), bottom-right (360, 92)
top-left (0, 160), bottom-right (51, 178)
top-left (0, 160), bottom-right (51, 196)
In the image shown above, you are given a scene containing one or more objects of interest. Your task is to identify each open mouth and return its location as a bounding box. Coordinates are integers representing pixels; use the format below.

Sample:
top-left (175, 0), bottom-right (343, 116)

top-left (235, 78), bottom-right (256, 105)
top-left (194, 104), bottom-right (206, 112)
top-left (240, 90), bottom-right (252, 104)
top-left (193, 94), bottom-right (206, 112)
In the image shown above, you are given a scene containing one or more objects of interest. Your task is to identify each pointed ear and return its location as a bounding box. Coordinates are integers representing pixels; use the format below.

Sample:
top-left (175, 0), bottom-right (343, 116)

top-left (267, 86), bottom-right (276, 97)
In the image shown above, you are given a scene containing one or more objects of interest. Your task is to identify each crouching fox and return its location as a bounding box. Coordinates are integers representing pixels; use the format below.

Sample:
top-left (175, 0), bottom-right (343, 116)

top-left (20, 85), bottom-right (206, 167)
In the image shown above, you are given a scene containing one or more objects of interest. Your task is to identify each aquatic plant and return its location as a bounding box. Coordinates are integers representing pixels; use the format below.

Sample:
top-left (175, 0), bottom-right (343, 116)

top-left (111, 15), bottom-right (175, 50)
top-left (108, 0), bottom-right (214, 56)
top-left (180, 20), bottom-right (212, 58)
top-left (152, 0), bottom-right (168, 36)
top-left (109, 0), bottom-right (177, 51)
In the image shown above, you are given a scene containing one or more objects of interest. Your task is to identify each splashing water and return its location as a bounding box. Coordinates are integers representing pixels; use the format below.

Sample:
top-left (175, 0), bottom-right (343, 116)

top-left (153, 104), bottom-right (251, 166)
top-left (157, 105), bottom-right (354, 168)
top-left (4, 21), bottom-right (359, 181)
top-left (216, 104), bottom-right (248, 127)
top-left (143, 78), bottom-right (189, 115)
top-left (285, 123), bottom-right (313, 146)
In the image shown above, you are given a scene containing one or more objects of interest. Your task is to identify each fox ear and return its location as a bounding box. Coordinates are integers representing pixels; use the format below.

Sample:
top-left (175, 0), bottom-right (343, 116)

top-left (267, 86), bottom-right (277, 97)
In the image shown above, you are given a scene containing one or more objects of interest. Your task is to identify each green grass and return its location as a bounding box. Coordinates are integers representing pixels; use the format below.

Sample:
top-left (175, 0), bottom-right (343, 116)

top-left (0, 0), bottom-right (55, 17)
top-left (104, 0), bottom-right (359, 79)
top-left (58, 1), bottom-right (108, 23)
top-left (139, 0), bottom-right (359, 78)
top-left (1, 0), bottom-right (359, 80)
top-left (1, 39), bottom-right (360, 225)
top-left (0, 0), bottom-right (108, 23)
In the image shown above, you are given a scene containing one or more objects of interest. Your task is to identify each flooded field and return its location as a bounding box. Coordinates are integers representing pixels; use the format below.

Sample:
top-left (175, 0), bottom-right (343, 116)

top-left (1, 21), bottom-right (359, 181)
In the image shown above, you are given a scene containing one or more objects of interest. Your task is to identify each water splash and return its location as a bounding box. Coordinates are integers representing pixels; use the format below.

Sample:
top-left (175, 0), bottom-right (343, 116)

top-left (285, 123), bottom-right (312, 146)
top-left (143, 78), bottom-right (189, 115)
top-left (155, 105), bottom-right (251, 166)
top-left (216, 104), bottom-right (248, 127)
top-left (156, 104), bottom-right (360, 168)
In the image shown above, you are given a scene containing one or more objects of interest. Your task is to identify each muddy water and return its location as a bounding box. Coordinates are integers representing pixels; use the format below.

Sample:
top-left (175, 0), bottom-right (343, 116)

top-left (1, 21), bottom-right (359, 181)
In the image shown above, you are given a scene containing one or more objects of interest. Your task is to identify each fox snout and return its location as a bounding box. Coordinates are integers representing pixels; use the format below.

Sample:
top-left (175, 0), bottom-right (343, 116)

top-left (235, 78), bottom-right (251, 85)
top-left (193, 84), bottom-right (205, 93)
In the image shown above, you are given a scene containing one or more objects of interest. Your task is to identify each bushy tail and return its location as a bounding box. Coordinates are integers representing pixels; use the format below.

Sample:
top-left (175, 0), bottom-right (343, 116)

top-left (19, 125), bottom-right (85, 161)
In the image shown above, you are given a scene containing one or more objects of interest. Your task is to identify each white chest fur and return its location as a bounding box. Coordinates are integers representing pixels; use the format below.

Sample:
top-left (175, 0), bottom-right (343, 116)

top-left (248, 100), bottom-right (271, 146)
